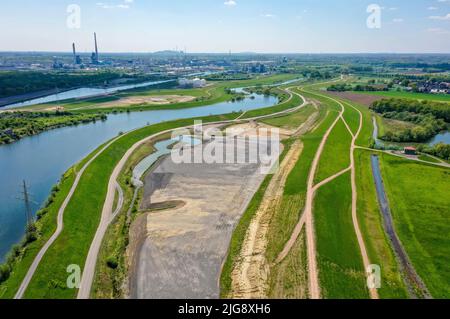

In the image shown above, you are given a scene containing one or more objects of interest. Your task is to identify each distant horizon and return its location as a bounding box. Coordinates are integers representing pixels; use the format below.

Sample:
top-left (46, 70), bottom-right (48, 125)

top-left (1, 0), bottom-right (450, 53)
top-left (1, 50), bottom-right (450, 55)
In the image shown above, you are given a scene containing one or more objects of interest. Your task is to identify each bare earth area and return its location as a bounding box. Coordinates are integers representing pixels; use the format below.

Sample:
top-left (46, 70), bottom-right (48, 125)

top-left (128, 130), bottom-right (280, 299)
top-left (327, 91), bottom-right (383, 107)
top-left (230, 140), bottom-right (303, 298)
top-left (53, 95), bottom-right (196, 111)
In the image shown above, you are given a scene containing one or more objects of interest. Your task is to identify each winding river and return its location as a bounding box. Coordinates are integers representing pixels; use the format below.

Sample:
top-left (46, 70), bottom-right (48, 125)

top-left (0, 90), bottom-right (278, 261)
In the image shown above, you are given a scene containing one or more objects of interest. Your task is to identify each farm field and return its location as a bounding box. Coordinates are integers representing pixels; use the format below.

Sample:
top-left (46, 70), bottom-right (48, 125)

top-left (358, 91), bottom-right (450, 103)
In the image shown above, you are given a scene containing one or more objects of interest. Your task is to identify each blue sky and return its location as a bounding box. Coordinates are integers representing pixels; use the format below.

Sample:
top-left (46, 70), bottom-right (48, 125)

top-left (0, 0), bottom-right (449, 53)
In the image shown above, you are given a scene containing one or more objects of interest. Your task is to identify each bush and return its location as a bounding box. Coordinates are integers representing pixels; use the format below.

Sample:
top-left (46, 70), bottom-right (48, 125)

top-left (0, 264), bottom-right (11, 283)
top-left (106, 256), bottom-right (119, 269)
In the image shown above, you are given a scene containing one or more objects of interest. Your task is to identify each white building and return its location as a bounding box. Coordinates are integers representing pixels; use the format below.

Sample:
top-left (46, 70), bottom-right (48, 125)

top-left (179, 77), bottom-right (206, 88)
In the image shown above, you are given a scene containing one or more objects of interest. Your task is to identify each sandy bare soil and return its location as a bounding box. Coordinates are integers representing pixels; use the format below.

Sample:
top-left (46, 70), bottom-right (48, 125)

top-left (53, 95), bottom-right (196, 111)
top-left (128, 129), bottom-right (281, 299)
top-left (230, 140), bottom-right (303, 299)
top-left (327, 91), bottom-right (383, 107)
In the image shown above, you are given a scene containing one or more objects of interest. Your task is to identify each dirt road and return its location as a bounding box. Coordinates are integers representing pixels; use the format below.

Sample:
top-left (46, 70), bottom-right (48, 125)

top-left (231, 141), bottom-right (303, 298)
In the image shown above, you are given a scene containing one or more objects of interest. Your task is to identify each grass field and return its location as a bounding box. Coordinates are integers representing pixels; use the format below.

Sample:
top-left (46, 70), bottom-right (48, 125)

top-left (379, 154), bottom-right (450, 298)
top-left (417, 154), bottom-right (441, 163)
top-left (354, 150), bottom-right (409, 298)
top-left (260, 104), bottom-right (316, 130)
top-left (314, 119), bottom-right (352, 183)
top-left (358, 91), bottom-right (450, 103)
top-left (268, 229), bottom-right (308, 298)
top-left (375, 115), bottom-right (419, 139)
top-left (314, 172), bottom-right (369, 299)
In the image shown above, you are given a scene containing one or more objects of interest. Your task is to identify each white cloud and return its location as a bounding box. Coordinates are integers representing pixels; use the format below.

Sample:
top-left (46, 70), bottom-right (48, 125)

top-left (96, 1), bottom-right (133, 9)
top-left (392, 18), bottom-right (404, 23)
top-left (261, 13), bottom-right (276, 18)
top-left (429, 13), bottom-right (450, 20)
top-left (224, 0), bottom-right (236, 6)
top-left (427, 27), bottom-right (450, 34)
top-left (428, 6), bottom-right (438, 10)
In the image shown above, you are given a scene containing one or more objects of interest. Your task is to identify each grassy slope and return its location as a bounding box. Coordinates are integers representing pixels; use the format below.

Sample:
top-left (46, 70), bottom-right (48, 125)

top-left (260, 104), bottom-right (315, 130)
top-left (314, 172), bottom-right (369, 299)
top-left (315, 119), bottom-right (352, 183)
top-left (241, 89), bottom-right (302, 119)
top-left (0, 138), bottom-right (114, 299)
top-left (329, 95), bottom-right (417, 299)
top-left (380, 154), bottom-right (450, 298)
top-left (268, 229), bottom-right (308, 299)
top-left (354, 150), bottom-right (408, 298)
top-left (220, 95), bottom-right (332, 298)
top-left (265, 104), bottom-right (334, 263)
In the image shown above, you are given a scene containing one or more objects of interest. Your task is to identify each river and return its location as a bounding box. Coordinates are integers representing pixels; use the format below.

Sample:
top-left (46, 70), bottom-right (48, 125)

top-left (0, 91), bottom-right (278, 261)
top-left (2, 80), bottom-right (176, 110)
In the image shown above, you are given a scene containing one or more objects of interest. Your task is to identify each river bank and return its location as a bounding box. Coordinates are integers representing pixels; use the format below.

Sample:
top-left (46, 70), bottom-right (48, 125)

top-left (0, 89), bottom-right (278, 262)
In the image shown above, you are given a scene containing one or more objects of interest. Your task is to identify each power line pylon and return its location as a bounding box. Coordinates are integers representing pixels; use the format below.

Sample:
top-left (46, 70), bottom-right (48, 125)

top-left (18, 180), bottom-right (34, 227)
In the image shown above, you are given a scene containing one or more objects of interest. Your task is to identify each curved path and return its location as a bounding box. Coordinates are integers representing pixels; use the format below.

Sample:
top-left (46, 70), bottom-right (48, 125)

top-left (77, 86), bottom-right (307, 299)
top-left (276, 84), bottom-right (380, 299)
top-left (14, 85), bottom-right (299, 299)
top-left (14, 134), bottom-right (126, 299)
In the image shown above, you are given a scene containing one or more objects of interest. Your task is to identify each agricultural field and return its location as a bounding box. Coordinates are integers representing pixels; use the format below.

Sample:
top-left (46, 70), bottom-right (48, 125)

top-left (359, 91), bottom-right (450, 103)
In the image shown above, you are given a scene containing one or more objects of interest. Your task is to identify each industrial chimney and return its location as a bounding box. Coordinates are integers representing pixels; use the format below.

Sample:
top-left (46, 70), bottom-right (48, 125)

top-left (72, 43), bottom-right (77, 64)
top-left (94, 32), bottom-right (99, 61)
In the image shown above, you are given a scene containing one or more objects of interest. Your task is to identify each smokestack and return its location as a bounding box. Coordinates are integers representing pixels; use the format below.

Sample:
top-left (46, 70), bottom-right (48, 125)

top-left (94, 32), bottom-right (99, 61)
top-left (72, 43), bottom-right (77, 64)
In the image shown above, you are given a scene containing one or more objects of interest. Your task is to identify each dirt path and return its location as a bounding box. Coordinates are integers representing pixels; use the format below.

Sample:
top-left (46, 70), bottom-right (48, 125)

top-left (275, 82), bottom-right (380, 300)
top-left (14, 133), bottom-right (126, 299)
top-left (231, 141), bottom-right (303, 298)
top-left (275, 85), bottom-right (344, 299)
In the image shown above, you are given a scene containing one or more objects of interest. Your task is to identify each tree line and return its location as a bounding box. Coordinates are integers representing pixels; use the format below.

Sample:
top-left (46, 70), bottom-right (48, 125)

top-left (0, 111), bottom-right (107, 144)
top-left (371, 98), bottom-right (449, 143)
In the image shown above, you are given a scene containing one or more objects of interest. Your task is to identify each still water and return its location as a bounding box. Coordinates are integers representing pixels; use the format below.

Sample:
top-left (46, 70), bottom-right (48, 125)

top-left (0, 91), bottom-right (277, 261)
top-left (2, 80), bottom-right (175, 109)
